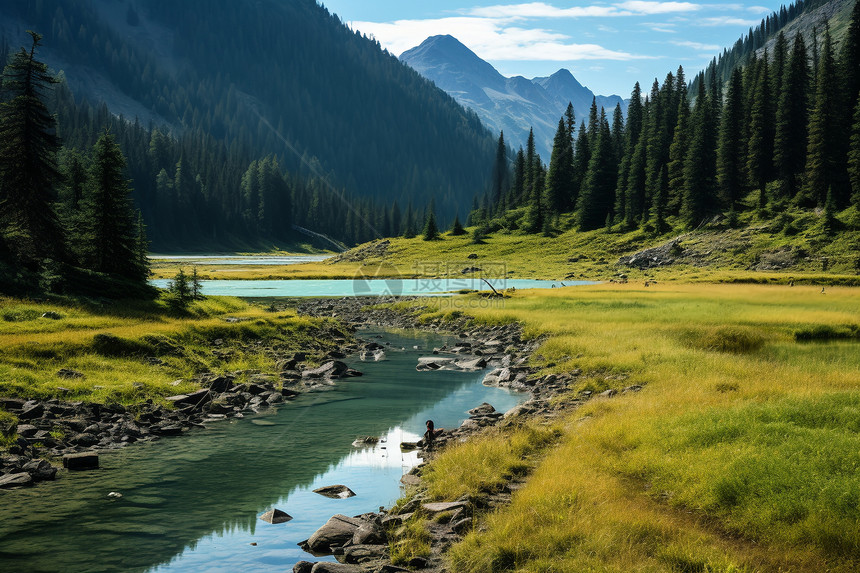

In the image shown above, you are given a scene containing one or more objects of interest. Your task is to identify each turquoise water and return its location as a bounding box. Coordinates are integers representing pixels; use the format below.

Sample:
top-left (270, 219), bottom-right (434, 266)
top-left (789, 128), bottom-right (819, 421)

top-left (0, 329), bottom-right (526, 573)
top-left (149, 255), bottom-right (332, 265)
top-left (149, 278), bottom-right (593, 297)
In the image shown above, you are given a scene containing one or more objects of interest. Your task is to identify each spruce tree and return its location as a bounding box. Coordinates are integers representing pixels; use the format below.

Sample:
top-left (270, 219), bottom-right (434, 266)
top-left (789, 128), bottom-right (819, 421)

top-left (717, 67), bottom-right (745, 209)
top-left (422, 211), bottom-right (439, 240)
top-left (804, 26), bottom-right (842, 206)
top-left (747, 50), bottom-right (774, 210)
top-left (681, 79), bottom-right (716, 227)
top-left (511, 147), bottom-right (526, 206)
top-left (848, 93), bottom-right (860, 208)
top-left (667, 94), bottom-right (689, 215)
top-left (79, 130), bottom-right (148, 281)
top-left (615, 82), bottom-right (643, 225)
top-left (544, 117), bottom-right (574, 214)
top-left (774, 33), bottom-right (809, 199)
top-left (524, 128), bottom-right (537, 200)
top-left (450, 214), bottom-right (466, 236)
top-left (490, 131), bottom-right (509, 207)
top-left (577, 111), bottom-right (616, 230)
top-left (0, 31), bottom-right (66, 267)
top-left (572, 120), bottom-right (590, 209)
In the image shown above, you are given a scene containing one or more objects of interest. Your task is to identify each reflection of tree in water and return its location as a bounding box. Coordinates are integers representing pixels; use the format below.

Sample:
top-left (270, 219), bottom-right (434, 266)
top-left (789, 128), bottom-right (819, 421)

top-left (0, 329), bottom-right (481, 573)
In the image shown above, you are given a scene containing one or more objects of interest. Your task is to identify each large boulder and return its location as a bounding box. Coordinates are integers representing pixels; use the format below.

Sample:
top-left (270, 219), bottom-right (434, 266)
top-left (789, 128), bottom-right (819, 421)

top-left (259, 508), bottom-right (292, 524)
top-left (302, 361), bottom-right (349, 379)
top-left (63, 452), bottom-right (99, 471)
top-left (306, 514), bottom-right (363, 553)
top-left (0, 472), bottom-right (33, 488)
top-left (313, 485), bottom-right (356, 499)
top-left (311, 563), bottom-right (363, 573)
top-left (23, 459), bottom-right (57, 482)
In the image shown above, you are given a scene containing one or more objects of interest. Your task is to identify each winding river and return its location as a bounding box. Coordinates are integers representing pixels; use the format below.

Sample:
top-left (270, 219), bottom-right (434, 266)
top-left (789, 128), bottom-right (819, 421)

top-left (0, 329), bottom-right (525, 573)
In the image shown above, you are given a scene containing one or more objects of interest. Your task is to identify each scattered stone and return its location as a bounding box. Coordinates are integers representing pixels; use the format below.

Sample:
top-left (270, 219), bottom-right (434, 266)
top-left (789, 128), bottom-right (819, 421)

top-left (352, 436), bottom-right (378, 447)
top-left (63, 452), bottom-right (99, 471)
top-left (0, 472), bottom-right (33, 488)
top-left (313, 485), bottom-right (356, 499)
top-left (56, 369), bottom-right (84, 379)
top-left (293, 562), bottom-right (314, 573)
top-left (107, 491), bottom-right (123, 499)
top-left (259, 508), bottom-right (293, 524)
top-left (422, 501), bottom-right (467, 513)
top-left (468, 403), bottom-right (496, 416)
top-left (302, 361), bottom-right (349, 379)
top-left (310, 563), bottom-right (364, 573)
top-left (306, 514), bottom-right (364, 553)
top-left (598, 389), bottom-right (618, 398)
top-left (22, 459), bottom-right (57, 481)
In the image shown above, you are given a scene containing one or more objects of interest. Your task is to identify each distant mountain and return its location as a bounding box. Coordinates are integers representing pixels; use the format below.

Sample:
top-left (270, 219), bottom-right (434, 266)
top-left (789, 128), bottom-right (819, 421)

top-left (401, 35), bottom-right (627, 159)
top-left (0, 1), bottom-right (496, 224)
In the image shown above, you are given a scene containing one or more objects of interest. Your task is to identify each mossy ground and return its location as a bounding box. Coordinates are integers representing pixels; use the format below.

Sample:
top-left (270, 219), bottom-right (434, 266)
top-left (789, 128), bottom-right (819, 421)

top-left (396, 283), bottom-right (860, 572)
top-left (163, 206), bottom-right (860, 284)
top-left (0, 294), bottom-right (345, 407)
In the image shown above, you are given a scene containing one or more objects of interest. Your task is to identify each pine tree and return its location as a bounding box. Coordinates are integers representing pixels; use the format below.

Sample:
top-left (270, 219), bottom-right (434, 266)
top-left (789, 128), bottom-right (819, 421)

top-left (450, 214), bottom-right (466, 235)
top-left (615, 82), bottom-right (643, 225)
top-left (848, 93), bottom-right (860, 208)
top-left (572, 120), bottom-right (590, 210)
top-left (577, 110), bottom-right (616, 230)
top-left (681, 79), bottom-right (716, 227)
top-left (544, 117), bottom-right (574, 214)
top-left (511, 147), bottom-right (525, 206)
top-left (490, 131), bottom-right (509, 206)
top-left (774, 33), bottom-right (809, 199)
top-left (667, 94), bottom-right (689, 214)
top-left (650, 164), bottom-right (669, 233)
top-left (0, 31), bottom-right (66, 267)
top-left (747, 50), bottom-right (774, 209)
top-left (717, 67), bottom-right (745, 209)
top-left (422, 211), bottom-right (439, 240)
top-left (804, 26), bottom-right (842, 206)
top-left (79, 130), bottom-right (148, 281)
top-left (524, 128), bottom-right (537, 200)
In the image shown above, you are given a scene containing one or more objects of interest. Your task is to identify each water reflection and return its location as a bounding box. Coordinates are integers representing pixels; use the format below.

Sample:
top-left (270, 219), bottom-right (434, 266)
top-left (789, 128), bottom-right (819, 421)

top-left (0, 329), bottom-right (525, 573)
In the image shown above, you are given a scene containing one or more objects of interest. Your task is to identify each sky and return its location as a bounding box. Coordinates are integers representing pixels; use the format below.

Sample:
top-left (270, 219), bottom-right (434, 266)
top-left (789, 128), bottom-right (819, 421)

top-left (320, 0), bottom-right (791, 96)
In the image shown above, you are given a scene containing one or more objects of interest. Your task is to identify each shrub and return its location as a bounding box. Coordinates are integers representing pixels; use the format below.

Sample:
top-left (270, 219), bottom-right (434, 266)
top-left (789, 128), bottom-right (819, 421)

top-left (684, 326), bottom-right (765, 354)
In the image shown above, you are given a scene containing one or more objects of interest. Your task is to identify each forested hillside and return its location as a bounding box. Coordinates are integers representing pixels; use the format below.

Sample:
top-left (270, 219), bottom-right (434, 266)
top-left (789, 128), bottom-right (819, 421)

top-left (0, 0), bottom-right (497, 247)
top-left (474, 0), bottom-right (859, 270)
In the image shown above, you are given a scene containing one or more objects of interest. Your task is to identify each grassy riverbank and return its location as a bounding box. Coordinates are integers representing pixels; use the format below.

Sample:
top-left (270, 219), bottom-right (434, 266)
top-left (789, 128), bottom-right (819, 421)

top-left (161, 210), bottom-right (860, 284)
top-left (0, 295), bottom-right (345, 409)
top-left (407, 283), bottom-right (860, 572)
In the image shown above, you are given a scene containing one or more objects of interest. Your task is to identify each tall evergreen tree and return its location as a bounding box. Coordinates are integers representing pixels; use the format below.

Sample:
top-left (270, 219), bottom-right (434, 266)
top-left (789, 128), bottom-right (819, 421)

top-left (79, 130), bottom-right (148, 281)
top-left (524, 128), bottom-right (537, 200)
top-left (615, 82), bottom-right (643, 224)
top-left (717, 67), bottom-right (745, 209)
top-left (544, 117), bottom-right (574, 214)
top-left (0, 31), bottom-right (66, 267)
top-left (804, 26), bottom-right (844, 206)
top-left (511, 147), bottom-right (526, 206)
top-left (577, 110), bottom-right (616, 230)
top-left (681, 79), bottom-right (716, 227)
top-left (774, 33), bottom-right (809, 199)
top-left (747, 50), bottom-right (774, 209)
top-left (572, 120), bottom-right (590, 210)
top-left (848, 92), bottom-right (860, 208)
top-left (490, 131), bottom-right (509, 207)
top-left (667, 94), bottom-right (689, 214)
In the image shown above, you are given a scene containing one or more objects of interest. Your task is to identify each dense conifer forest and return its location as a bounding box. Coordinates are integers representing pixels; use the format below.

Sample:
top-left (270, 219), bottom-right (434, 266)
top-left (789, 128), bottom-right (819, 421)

top-left (1, 0), bottom-right (497, 249)
top-left (476, 0), bottom-right (860, 240)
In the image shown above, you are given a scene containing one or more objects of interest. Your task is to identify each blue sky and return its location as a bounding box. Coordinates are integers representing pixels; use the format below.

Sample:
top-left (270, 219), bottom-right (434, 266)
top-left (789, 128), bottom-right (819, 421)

top-left (320, 1), bottom-right (790, 96)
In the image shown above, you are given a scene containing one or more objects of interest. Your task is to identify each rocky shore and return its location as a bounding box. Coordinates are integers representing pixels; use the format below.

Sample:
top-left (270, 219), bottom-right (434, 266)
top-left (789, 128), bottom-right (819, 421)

top-left (290, 296), bottom-right (624, 573)
top-left (1, 294), bottom-right (628, 572)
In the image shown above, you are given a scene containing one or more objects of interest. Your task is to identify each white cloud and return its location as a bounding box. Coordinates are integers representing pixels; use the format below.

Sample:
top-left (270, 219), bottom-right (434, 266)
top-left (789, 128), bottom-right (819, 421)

top-left (697, 16), bottom-right (759, 26)
top-left (463, 1), bottom-right (701, 19)
top-left (349, 16), bottom-right (655, 62)
top-left (616, 1), bottom-right (701, 15)
top-left (671, 40), bottom-right (721, 51)
top-left (645, 22), bottom-right (677, 32)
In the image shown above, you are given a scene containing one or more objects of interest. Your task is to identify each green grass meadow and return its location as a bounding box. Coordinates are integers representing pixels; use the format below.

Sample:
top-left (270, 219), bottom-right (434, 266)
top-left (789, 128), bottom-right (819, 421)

top-left (404, 283), bottom-right (860, 572)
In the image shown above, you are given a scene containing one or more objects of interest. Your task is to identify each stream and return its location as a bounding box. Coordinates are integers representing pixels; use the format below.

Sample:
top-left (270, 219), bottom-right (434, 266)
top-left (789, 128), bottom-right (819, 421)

top-left (0, 328), bottom-right (526, 573)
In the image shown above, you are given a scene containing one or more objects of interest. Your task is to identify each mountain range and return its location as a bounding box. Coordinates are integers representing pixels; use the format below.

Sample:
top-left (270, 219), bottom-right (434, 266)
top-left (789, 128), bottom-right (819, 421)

top-left (401, 35), bottom-right (628, 159)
